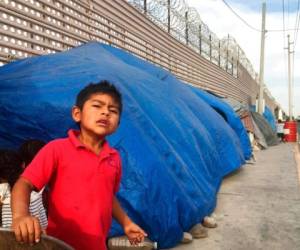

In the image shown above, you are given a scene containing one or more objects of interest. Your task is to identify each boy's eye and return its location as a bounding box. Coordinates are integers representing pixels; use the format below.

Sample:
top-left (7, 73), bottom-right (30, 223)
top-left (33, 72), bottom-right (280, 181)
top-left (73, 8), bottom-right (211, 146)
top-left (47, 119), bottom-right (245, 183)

top-left (110, 109), bottom-right (119, 114)
top-left (92, 105), bottom-right (101, 108)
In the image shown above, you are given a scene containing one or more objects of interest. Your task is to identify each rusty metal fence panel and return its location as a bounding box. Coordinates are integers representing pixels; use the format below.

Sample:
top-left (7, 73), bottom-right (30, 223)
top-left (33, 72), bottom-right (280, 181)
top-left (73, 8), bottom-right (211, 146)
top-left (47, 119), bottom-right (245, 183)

top-left (0, 0), bottom-right (276, 109)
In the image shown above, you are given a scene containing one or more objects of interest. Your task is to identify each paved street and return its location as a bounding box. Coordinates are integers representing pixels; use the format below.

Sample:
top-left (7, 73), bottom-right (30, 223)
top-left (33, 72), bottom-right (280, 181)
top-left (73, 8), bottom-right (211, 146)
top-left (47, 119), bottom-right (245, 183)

top-left (165, 142), bottom-right (300, 250)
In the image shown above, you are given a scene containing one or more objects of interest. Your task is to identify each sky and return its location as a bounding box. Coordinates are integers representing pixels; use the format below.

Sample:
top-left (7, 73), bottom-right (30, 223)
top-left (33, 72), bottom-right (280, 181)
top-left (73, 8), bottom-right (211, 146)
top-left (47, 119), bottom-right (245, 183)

top-left (185, 0), bottom-right (300, 118)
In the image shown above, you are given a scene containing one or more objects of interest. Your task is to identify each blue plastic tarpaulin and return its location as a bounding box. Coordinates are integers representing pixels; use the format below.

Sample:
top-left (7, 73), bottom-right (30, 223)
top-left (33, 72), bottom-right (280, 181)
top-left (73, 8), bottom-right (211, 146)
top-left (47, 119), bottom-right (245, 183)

top-left (263, 106), bottom-right (276, 132)
top-left (0, 42), bottom-right (248, 248)
top-left (103, 45), bottom-right (252, 160)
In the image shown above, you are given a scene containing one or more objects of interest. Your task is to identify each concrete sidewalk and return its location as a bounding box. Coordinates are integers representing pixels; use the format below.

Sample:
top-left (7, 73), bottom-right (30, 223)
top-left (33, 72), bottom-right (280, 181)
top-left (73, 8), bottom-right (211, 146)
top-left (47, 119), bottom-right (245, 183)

top-left (165, 143), bottom-right (300, 250)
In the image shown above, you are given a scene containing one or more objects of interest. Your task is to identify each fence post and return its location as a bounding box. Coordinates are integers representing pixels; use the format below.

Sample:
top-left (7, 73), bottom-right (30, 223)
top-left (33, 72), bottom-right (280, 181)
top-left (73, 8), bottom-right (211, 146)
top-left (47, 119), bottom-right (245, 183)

top-left (199, 24), bottom-right (202, 55)
top-left (209, 34), bottom-right (212, 61)
top-left (144, 0), bottom-right (147, 14)
top-left (185, 11), bottom-right (188, 45)
top-left (167, 0), bottom-right (170, 33)
top-left (30, 22), bottom-right (34, 50)
top-left (218, 40), bottom-right (221, 66)
top-left (237, 46), bottom-right (240, 77)
top-left (226, 34), bottom-right (229, 72)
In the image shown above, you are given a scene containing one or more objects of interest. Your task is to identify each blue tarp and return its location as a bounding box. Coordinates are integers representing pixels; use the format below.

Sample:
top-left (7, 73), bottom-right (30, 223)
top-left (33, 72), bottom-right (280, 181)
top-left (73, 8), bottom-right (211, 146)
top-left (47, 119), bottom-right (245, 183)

top-left (263, 106), bottom-right (276, 132)
top-left (0, 42), bottom-right (248, 248)
top-left (103, 45), bottom-right (252, 160)
top-left (189, 88), bottom-right (252, 160)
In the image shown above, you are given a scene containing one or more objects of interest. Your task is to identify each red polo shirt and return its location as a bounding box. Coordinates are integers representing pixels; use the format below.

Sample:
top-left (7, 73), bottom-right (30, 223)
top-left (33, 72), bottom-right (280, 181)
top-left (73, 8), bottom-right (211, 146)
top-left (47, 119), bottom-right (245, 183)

top-left (22, 130), bottom-right (122, 250)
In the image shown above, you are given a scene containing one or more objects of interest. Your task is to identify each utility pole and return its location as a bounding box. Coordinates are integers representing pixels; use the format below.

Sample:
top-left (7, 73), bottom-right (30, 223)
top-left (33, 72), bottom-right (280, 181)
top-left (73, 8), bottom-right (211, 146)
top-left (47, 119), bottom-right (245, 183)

top-left (286, 34), bottom-right (293, 119)
top-left (258, 1), bottom-right (266, 114)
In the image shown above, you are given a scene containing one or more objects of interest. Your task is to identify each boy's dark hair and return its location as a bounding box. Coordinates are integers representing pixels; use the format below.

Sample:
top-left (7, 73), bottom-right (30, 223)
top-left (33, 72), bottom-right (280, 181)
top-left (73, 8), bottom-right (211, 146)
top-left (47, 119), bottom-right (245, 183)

top-left (19, 139), bottom-right (46, 167)
top-left (0, 149), bottom-right (23, 188)
top-left (75, 80), bottom-right (122, 113)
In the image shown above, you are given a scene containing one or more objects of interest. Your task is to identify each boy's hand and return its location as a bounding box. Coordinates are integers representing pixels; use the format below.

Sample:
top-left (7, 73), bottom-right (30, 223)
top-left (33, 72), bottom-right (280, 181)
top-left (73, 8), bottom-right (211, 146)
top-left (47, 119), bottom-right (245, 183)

top-left (12, 215), bottom-right (42, 245)
top-left (124, 221), bottom-right (147, 245)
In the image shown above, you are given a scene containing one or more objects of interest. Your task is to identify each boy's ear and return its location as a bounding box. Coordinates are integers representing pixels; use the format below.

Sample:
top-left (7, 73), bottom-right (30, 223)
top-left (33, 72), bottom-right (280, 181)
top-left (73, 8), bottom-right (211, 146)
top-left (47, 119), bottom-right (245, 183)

top-left (72, 106), bottom-right (81, 123)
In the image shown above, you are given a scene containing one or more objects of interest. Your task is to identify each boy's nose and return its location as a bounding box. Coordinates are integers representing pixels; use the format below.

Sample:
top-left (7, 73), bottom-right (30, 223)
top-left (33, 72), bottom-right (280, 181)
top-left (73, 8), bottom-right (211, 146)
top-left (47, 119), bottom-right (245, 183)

top-left (101, 107), bottom-right (109, 115)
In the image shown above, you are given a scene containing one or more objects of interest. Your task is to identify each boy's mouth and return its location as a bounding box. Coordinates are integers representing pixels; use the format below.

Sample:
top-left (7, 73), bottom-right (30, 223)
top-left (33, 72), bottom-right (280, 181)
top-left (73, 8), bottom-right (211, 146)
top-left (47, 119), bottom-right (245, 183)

top-left (96, 119), bottom-right (109, 126)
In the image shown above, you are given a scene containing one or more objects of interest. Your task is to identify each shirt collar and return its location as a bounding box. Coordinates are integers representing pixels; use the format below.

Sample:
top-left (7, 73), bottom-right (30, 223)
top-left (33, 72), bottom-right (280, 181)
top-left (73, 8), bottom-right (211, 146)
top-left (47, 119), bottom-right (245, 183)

top-left (68, 129), bottom-right (83, 148)
top-left (68, 129), bottom-right (116, 157)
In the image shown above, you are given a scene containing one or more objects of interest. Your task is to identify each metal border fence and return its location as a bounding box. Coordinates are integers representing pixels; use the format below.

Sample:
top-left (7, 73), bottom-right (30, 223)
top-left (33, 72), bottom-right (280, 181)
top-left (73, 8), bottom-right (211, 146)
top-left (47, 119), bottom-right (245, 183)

top-left (0, 0), bottom-right (277, 110)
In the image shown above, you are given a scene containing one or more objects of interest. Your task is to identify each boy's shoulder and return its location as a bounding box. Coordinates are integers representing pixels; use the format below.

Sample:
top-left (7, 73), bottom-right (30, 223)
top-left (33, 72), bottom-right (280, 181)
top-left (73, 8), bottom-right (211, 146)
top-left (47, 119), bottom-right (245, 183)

top-left (42, 137), bottom-right (70, 153)
top-left (48, 137), bottom-right (69, 146)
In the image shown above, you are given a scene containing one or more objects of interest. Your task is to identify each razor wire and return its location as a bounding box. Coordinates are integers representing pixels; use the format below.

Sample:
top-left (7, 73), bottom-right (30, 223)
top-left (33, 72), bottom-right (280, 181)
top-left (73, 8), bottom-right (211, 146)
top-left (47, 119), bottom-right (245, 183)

top-left (127, 0), bottom-right (257, 80)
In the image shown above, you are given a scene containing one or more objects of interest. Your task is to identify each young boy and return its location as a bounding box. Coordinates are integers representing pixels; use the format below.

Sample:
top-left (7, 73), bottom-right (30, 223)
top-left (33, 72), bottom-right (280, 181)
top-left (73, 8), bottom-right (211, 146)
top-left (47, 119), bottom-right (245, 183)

top-left (11, 81), bottom-right (147, 250)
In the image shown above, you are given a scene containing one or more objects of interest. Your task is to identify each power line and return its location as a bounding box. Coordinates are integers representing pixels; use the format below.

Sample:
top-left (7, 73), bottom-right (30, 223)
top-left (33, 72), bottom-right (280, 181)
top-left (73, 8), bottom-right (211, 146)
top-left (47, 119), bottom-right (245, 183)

top-left (221, 0), bottom-right (300, 33)
top-left (221, 0), bottom-right (261, 32)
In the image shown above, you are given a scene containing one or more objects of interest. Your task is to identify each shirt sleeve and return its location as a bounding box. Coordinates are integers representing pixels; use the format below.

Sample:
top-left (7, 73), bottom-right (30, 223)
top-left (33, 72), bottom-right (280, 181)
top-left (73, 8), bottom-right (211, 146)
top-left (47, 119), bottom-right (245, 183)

top-left (22, 141), bottom-right (58, 191)
top-left (113, 154), bottom-right (122, 194)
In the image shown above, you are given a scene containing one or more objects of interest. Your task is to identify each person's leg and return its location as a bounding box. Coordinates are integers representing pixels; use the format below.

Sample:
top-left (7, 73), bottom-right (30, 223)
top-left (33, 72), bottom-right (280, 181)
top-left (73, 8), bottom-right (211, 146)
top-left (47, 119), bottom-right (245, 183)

top-left (280, 133), bottom-right (284, 142)
top-left (277, 133), bottom-right (281, 142)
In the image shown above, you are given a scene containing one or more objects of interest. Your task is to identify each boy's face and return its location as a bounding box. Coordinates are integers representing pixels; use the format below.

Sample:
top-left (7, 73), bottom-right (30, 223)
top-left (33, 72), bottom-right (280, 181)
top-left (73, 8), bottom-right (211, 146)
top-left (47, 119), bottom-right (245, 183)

top-left (72, 93), bottom-right (120, 138)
